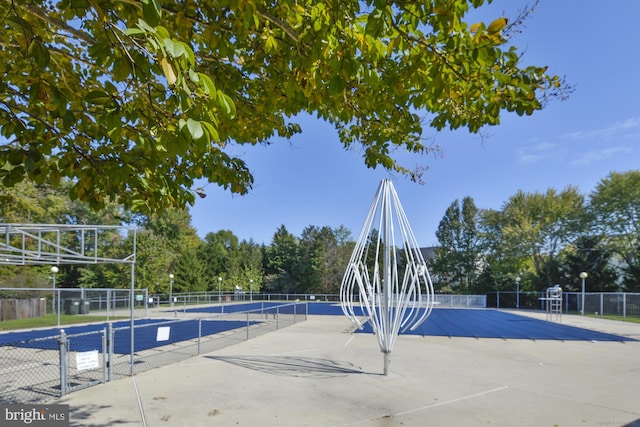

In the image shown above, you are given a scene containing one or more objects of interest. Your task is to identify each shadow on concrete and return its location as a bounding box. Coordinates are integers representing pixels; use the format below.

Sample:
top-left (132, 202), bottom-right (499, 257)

top-left (205, 355), bottom-right (372, 378)
top-left (68, 403), bottom-right (132, 427)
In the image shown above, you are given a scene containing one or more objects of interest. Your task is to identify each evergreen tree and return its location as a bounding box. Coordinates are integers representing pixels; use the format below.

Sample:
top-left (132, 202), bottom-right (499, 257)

top-left (172, 246), bottom-right (208, 293)
top-left (433, 197), bottom-right (482, 292)
top-left (264, 225), bottom-right (299, 293)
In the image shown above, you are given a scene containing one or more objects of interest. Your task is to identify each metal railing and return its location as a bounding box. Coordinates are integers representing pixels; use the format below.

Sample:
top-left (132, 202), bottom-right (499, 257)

top-left (151, 291), bottom-right (488, 308)
top-left (488, 291), bottom-right (640, 319)
top-left (0, 287), bottom-right (150, 325)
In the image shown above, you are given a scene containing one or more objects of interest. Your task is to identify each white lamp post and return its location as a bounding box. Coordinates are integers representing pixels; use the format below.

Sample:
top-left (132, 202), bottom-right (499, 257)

top-left (51, 266), bottom-right (60, 326)
top-left (249, 279), bottom-right (253, 302)
top-left (580, 272), bottom-right (588, 316)
top-left (169, 274), bottom-right (174, 308)
top-left (218, 276), bottom-right (222, 303)
top-left (515, 276), bottom-right (521, 309)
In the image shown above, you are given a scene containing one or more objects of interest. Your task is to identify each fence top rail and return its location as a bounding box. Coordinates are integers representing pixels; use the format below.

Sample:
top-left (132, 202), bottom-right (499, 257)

top-left (102, 302), bottom-right (308, 330)
top-left (62, 328), bottom-right (108, 339)
top-left (0, 333), bottom-right (62, 346)
top-left (0, 287), bottom-right (145, 293)
top-left (124, 318), bottom-right (192, 330)
top-left (490, 291), bottom-right (640, 296)
top-left (196, 301), bottom-right (307, 318)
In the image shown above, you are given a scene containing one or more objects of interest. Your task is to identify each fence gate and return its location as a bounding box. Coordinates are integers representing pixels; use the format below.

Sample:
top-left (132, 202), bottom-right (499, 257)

top-left (60, 329), bottom-right (107, 396)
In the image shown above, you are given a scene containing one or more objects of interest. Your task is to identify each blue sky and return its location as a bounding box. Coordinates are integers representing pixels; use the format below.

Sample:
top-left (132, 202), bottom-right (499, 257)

top-left (189, 0), bottom-right (640, 246)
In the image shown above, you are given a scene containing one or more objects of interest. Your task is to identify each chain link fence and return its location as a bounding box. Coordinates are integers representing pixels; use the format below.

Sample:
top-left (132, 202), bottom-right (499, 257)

top-left (0, 333), bottom-right (61, 403)
top-left (0, 301), bottom-right (307, 404)
top-left (0, 287), bottom-right (150, 325)
top-left (488, 291), bottom-right (640, 319)
top-left (574, 292), bottom-right (640, 318)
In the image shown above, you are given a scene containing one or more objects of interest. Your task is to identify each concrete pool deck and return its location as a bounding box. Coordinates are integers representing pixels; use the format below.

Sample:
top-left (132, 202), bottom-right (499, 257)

top-left (60, 311), bottom-right (640, 426)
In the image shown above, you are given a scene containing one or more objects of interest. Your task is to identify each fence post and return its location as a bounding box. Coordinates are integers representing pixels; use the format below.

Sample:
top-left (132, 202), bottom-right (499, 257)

top-left (497, 291), bottom-right (500, 309)
top-left (246, 312), bottom-right (250, 340)
top-left (276, 306), bottom-right (280, 330)
top-left (107, 322), bottom-right (114, 382)
top-left (106, 289), bottom-right (111, 321)
top-left (198, 318), bottom-right (202, 355)
top-left (102, 328), bottom-right (107, 384)
top-left (600, 293), bottom-right (604, 316)
top-left (293, 302), bottom-right (297, 324)
top-left (57, 288), bottom-right (61, 327)
top-left (58, 329), bottom-right (68, 397)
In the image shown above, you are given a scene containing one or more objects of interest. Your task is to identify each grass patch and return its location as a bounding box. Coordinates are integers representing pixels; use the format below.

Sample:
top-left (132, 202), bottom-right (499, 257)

top-left (587, 314), bottom-right (640, 324)
top-left (0, 314), bottom-right (129, 331)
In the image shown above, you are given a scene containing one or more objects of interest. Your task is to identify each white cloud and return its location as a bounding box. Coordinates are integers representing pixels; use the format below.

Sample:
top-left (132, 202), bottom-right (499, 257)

top-left (562, 117), bottom-right (640, 142)
top-left (517, 141), bottom-right (565, 164)
top-left (518, 117), bottom-right (639, 166)
top-left (569, 146), bottom-right (635, 167)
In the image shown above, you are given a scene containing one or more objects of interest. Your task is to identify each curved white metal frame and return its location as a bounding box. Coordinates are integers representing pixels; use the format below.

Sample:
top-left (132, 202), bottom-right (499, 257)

top-left (340, 179), bottom-right (435, 374)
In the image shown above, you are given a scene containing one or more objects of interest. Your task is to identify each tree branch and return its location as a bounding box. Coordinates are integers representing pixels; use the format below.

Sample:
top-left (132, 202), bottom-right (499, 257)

top-left (256, 8), bottom-right (300, 43)
top-left (6, 0), bottom-right (97, 46)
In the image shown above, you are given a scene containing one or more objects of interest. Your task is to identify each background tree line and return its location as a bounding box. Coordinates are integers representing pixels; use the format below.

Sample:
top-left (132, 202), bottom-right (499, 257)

top-left (0, 179), bottom-right (355, 295)
top-left (431, 170), bottom-right (640, 294)
top-left (0, 170), bottom-right (637, 295)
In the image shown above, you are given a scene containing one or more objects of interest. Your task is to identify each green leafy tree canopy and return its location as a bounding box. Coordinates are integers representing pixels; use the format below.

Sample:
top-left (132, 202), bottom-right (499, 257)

top-left (1, 0), bottom-right (569, 213)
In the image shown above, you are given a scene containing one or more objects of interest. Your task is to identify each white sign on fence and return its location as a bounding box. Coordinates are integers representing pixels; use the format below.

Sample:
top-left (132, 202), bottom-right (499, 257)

top-left (76, 350), bottom-right (100, 371)
top-left (156, 326), bottom-right (171, 342)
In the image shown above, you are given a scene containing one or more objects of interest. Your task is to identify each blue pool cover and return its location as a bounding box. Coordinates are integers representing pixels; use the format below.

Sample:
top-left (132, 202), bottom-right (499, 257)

top-left (1, 303), bottom-right (634, 349)
top-left (0, 318), bottom-right (259, 353)
top-left (187, 302), bottom-right (635, 342)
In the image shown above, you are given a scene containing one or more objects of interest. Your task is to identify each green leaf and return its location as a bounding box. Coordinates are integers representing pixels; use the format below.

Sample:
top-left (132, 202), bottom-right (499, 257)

top-left (186, 118), bottom-right (204, 140)
top-left (84, 90), bottom-right (112, 105)
top-left (8, 150), bottom-right (24, 166)
top-left (328, 74), bottom-right (346, 95)
top-left (113, 54), bottom-right (133, 81)
top-left (70, 0), bottom-right (89, 8)
top-left (27, 37), bottom-right (50, 69)
top-left (164, 38), bottom-right (186, 58)
top-left (265, 35), bottom-right (278, 52)
top-left (136, 18), bottom-right (156, 33)
top-left (5, 166), bottom-right (25, 186)
top-left (62, 110), bottom-right (76, 130)
top-left (142, 0), bottom-right (162, 27)
top-left (201, 121), bottom-right (219, 142)
top-left (487, 17), bottom-right (507, 34)
top-left (199, 73), bottom-right (216, 95)
top-left (124, 28), bottom-right (147, 36)
top-left (50, 169), bottom-right (61, 187)
top-left (217, 91), bottom-right (236, 117)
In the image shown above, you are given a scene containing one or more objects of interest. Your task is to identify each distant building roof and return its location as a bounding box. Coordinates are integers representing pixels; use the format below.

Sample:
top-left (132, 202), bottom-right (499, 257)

top-left (420, 246), bottom-right (438, 261)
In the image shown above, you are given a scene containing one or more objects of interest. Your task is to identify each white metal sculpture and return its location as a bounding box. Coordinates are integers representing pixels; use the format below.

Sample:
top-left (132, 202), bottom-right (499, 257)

top-left (340, 179), bottom-right (435, 375)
